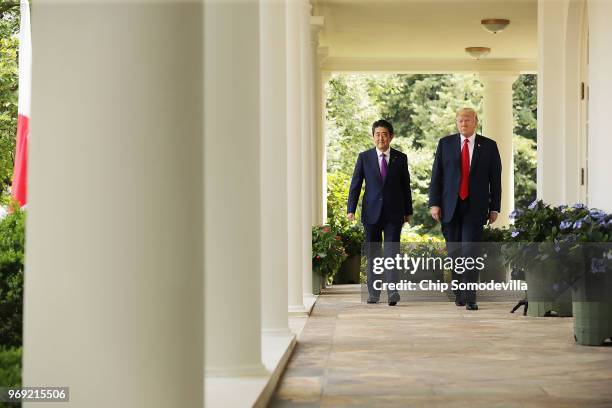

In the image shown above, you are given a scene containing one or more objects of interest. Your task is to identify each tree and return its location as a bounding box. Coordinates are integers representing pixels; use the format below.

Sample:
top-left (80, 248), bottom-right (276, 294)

top-left (514, 135), bottom-right (537, 209)
top-left (513, 74), bottom-right (537, 141)
top-left (0, 2), bottom-right (19, 202)
top-left (326, 74), bottom-right (378, 175)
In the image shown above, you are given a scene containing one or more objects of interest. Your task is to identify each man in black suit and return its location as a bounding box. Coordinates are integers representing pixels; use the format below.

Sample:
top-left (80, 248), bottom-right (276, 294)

top-left (429, 108), bottom-right (502, 310)
top-left (347, 119), bottom-right (413, 306)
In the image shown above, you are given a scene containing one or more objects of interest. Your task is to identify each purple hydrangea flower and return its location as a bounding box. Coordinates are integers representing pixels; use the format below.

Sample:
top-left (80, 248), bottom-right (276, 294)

top-left (573, 203), bottom-right (587, 210)
top-left (511, 230), bottom-right (520, 238)
top-left (560, 220), bottom-right (573, 230)
top-left (528, 200), bottom-right (538, 210)
top-left (573, 220), bottom-right (583, 229)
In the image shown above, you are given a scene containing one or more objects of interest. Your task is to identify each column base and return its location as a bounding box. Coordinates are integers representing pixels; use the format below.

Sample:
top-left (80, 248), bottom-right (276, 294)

top-left (288, 304), bottom-right (308, 316)
top-left (261, 327), bottom-right (293, 338)
top-left (205, 363), bottom-right (268, 378)
top-left (205, 334), bottom-right (297, 408)
top-left (289, 294), bottom-right (318, 316)
top-left (303, 294), bottom-right (318, 315)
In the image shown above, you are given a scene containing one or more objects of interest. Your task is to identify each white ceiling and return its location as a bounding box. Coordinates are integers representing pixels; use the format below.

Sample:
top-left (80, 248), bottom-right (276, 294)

top-left (314, 0), bottom-right (537, 60)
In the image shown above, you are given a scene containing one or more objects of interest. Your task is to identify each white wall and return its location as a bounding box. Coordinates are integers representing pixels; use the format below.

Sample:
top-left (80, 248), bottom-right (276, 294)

top-left (587, 0), bottom-right (612, 211)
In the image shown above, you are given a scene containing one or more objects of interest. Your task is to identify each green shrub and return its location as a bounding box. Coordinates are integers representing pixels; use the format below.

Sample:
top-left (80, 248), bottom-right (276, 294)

top-left (482, 225), bottom-right (510, 242)
top-left (0, 208), bottom-right (25, 347)
top-left (0, 346), bottom-right (21, 388)
top-left (326, 172), bottom-right (365, 257)
top-left (312, 225), bottom-right (347, 280)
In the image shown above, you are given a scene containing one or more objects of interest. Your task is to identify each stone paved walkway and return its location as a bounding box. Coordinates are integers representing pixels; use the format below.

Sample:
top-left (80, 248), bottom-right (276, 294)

top-left (270, 285), bottom-right (612, 408)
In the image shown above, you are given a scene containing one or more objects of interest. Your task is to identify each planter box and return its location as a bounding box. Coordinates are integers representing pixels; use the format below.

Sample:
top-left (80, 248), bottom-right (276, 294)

top-left (572, 267), bottom-right (612, 346)
top-left (334, 255), bottom-right (361, 284)
top-left (524, 262), bottom-right (572, 317)
top-left (312, 268), bottom-right (323, 295)
top-left (479, 246), bottom-right (508, 283)
top-left (572, 301), bottom-right (612, 346)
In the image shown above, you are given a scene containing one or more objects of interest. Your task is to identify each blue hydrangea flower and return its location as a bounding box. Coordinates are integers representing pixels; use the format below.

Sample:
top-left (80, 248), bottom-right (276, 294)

top-left (589, 209), bottom-right (606, 220)
top-left (511, 230), bottom-right (520, 238)
top-left (556, 205), bottom-right (568, 211)
top-left (528, 200), bottom-right (538, 210)
top-left (573, 220), bottom-right (583, 229)
top-left (560, 220), bottom-right (573, 230)
top-left (509, 209), bottom-right (524, 220)
top-left (591, 258), bottom-right (606, 274)
top-left (573, 203), bottom-right (587, 210)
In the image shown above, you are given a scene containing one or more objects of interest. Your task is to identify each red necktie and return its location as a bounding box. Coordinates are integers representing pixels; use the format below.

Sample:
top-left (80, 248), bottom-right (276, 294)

top-left (459, 139), bottom-right (469, 200)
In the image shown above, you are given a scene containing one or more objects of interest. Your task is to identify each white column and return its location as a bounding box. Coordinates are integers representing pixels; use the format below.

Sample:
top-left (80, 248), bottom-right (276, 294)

top-left (301, 0), bottom-right (314, 298)
top-left (311, 17), bottom-right (325, 226)
top-left (588, 0), bottom-right (612, 212)
top-left (24, 3), bottom-right (203, 407)
top-left (320, 71), bottom-right (332, 224)
top-left (260, 0), bottom-right (291, 336)
top-left (204, 1), bottom-right (266, 376)
top-left (537, 0), bottom-right (566, 205)
top-left (480, 73), bottom-right (517, 227)
top-left (287, 0), bottom-right (307, 313)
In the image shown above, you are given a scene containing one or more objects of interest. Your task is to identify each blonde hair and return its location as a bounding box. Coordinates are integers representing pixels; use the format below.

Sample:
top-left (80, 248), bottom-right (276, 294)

top-left (456, 107), bottom-right (478, 122)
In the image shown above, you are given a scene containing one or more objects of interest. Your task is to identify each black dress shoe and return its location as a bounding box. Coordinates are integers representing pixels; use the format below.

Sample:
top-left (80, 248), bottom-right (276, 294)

top-left (367, 298), bottom-right (379, 304)
top-left (388, 301), bottom-right (397, 306)
top-left (466, 302), bottom-right (479, 310)
top-left (455, 300), bottom-right (466, 306)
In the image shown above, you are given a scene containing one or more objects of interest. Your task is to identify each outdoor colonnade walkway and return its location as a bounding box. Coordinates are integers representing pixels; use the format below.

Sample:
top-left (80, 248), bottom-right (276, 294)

top-left (271, 285), bottom-right (612, 408)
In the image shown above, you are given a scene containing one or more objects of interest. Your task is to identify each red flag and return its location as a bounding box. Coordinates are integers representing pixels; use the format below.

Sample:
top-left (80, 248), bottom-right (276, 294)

top-left (12, 0), bottom-right (31, 207)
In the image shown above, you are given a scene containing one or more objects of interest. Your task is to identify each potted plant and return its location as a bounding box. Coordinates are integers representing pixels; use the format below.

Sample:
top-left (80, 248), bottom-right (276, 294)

top-left (504, 200), bottom-right (572, 317)
top-left (555, 207), bottom-right (612, 345)
top-left (312, 225), bottom-right (347, 294)
top-left (334, 224), bottom-right (364, 284)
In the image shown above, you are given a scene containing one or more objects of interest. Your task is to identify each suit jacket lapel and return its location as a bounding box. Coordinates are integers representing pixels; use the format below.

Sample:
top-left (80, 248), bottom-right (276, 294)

top-left (369, 149), bottom-right (383, 187)
top-left (453, 134), bottom-right (461, 167)
top-left (470, 134), bottom-right (483, 174)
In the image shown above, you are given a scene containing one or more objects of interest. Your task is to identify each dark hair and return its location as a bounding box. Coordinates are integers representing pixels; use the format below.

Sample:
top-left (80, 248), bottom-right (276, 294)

top-left (371, 119), bottom-right (394, 135)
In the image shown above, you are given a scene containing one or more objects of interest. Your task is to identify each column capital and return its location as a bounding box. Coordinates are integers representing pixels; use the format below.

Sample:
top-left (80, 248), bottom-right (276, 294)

top-left (310, 15), bottom-right (324, 46)
top-left (479, 72), bottom-right (520, 87)
top-left (301, 0), bottom-right (313, 14)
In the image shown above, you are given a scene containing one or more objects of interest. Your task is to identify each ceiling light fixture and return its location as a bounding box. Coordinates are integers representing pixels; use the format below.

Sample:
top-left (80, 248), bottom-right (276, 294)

top-left (465, 47), bottom-right (491, 60)
top-left (481, 18), bottom-right (510, 34)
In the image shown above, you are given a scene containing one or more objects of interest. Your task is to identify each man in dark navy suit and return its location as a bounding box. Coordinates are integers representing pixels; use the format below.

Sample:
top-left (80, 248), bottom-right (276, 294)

top-left (347, 120), bottom-right (413, 306)
top-left (429, 108), bottom-right (502, 310)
